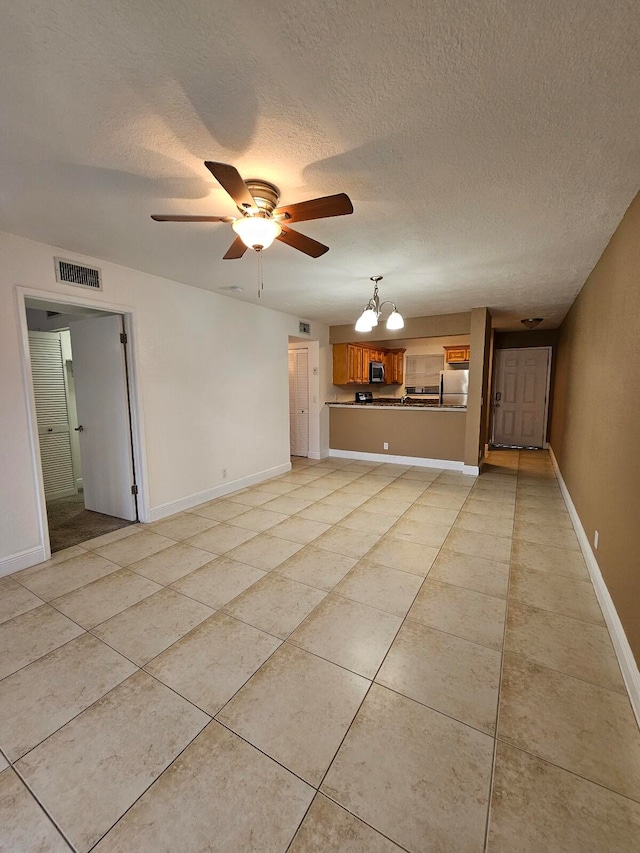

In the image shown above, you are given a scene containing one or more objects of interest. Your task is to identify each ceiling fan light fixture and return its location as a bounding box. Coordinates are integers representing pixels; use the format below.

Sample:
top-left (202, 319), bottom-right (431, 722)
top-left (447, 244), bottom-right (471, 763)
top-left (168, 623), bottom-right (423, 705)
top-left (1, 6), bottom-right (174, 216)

top-left (232, 216), bottom-right (281, 251)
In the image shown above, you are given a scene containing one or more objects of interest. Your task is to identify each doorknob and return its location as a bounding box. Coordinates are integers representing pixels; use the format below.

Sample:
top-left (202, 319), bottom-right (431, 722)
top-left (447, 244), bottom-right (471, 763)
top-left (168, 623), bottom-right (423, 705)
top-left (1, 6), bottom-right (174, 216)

top-left (74, 425), bottom-right (84, 432)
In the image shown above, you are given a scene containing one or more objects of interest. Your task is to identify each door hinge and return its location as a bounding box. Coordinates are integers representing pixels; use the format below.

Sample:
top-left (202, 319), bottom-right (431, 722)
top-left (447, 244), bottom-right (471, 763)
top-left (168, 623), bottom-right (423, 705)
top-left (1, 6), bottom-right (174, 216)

top-left (131, 484), bottom-right (138, 495)
top-left (120, 332), bottom-right (127, 345)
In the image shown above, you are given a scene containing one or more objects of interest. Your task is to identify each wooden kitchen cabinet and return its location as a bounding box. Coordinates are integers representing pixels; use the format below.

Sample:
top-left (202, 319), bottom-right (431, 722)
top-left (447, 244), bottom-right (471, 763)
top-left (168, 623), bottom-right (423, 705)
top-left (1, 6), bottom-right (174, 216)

top-left (333, 343), bottom-right (406, 385)
top-left (333, 343), bottom-right (366, 384)
top-left (348, 344), bottom-right (367, 383)
top-left (444, 345), bottom-right (470, 364)
top-left (387, 350), bottom-right (405, 384)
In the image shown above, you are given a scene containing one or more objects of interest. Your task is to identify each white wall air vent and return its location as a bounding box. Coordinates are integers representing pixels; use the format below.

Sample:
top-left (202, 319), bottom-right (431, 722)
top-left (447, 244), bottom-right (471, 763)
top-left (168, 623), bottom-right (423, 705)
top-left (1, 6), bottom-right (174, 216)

top-left (299, 321), bottom-right (310, 335)
top-left (54, 257), bottom-right (102, 290)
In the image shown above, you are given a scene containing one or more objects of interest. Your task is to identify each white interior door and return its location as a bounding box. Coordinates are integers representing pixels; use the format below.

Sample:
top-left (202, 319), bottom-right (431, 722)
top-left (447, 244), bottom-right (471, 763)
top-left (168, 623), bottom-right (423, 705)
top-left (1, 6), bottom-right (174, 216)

top-left (28, 331), bottom-right (77, 500)
top-left (288, 348), bottom-right (309, 457)
top-left (69, 314), bottom-right (137, 520)
top-left (492, 347), bottom-right (551, 448)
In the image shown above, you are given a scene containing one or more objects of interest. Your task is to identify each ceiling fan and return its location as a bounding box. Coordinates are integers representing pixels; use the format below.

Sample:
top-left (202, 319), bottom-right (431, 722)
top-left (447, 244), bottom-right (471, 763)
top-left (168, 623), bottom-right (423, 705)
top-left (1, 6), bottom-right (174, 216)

top-left (151, 161), bottom-right (353, 259)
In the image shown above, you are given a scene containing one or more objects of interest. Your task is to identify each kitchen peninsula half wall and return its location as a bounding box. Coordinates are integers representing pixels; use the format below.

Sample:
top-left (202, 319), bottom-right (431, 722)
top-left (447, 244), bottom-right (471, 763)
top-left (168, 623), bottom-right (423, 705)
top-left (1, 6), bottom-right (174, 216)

top-left (328, 308), bottom-right (492, 473)
top-left (329, 405), bottom-right (467, 468)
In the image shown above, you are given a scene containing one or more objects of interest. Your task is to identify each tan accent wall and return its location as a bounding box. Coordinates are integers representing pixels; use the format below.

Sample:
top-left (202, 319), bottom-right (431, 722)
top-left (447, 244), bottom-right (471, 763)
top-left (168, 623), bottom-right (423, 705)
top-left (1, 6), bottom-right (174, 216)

top-left (330, 312), bottom-right (471, 344)
top-left (550, 191), bottom-right (640, 664)
top-left (329, 408), bottom-right (466, 462)
top-left (464, 308), bottom-right (492, 467)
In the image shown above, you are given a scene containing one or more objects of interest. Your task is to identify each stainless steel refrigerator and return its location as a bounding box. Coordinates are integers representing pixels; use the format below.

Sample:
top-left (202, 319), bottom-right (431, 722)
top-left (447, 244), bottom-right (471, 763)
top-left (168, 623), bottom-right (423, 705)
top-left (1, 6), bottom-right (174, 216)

top-left (440, 369), bottom-right (469, 407)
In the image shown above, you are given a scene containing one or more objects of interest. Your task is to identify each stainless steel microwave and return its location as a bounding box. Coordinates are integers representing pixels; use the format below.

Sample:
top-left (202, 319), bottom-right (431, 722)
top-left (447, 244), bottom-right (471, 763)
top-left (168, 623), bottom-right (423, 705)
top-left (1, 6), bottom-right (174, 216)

top-left (369, 361), bottom-right (385, 383)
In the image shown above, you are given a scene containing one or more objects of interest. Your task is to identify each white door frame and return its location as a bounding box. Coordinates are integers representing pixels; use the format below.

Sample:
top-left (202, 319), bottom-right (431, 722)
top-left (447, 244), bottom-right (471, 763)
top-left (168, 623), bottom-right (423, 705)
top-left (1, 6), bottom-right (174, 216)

top-left (490, 346), bottom-right (553, 449)
top-left (15, 286), bottom-right (150, 562)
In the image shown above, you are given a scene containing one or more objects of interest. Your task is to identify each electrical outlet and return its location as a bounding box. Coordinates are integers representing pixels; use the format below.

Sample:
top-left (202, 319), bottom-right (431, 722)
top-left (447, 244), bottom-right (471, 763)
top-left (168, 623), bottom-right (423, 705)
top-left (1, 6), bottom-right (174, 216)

top-left (594, 529), bottom-right (599, 550)
top-left (222, 468), bottom-right (228, 479)
top-left (383, 442), bottom-right (389, 450)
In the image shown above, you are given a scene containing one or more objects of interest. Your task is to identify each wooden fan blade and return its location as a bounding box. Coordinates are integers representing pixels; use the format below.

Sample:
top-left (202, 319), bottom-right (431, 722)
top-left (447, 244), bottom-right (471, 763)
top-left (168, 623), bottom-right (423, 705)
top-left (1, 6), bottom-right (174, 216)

top-left (151, 214), bottom-right (235, 222)
top-left (204, 161), bottom-right (257, 212)
top-left (277, 225), bottom-right (329, 258)
top-left (223, 236), bottom-right (249, 260)
top-left (273, 193), bottom-right (353, 224)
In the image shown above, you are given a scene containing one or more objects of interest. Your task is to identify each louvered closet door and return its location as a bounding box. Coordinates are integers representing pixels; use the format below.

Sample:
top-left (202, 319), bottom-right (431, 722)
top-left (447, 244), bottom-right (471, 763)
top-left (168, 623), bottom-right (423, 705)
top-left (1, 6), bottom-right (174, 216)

top-left (28, 331), bottom-right (77, 500)
top-left (288, 349), bottom-right (309, 457)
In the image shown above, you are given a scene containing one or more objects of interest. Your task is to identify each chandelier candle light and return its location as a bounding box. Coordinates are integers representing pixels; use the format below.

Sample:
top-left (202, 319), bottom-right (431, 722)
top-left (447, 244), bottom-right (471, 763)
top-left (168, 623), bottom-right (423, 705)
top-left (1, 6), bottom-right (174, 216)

top-left (355, 276), bottom-right (404, 332)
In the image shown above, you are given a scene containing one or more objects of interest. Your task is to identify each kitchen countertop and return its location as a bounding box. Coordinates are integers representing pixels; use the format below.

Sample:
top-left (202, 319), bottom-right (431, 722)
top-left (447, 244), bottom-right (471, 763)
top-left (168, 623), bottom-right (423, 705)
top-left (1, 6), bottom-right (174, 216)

top-left (326, 401), bottom-right (467, 411)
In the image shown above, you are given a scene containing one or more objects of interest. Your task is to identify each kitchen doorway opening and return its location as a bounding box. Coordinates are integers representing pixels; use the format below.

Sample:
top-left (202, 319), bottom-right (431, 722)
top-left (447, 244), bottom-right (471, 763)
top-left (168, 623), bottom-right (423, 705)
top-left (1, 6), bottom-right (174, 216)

top-left (20, 293), bottom-right (145, 558)
top-left (490, 346), bottom-right (552, 448)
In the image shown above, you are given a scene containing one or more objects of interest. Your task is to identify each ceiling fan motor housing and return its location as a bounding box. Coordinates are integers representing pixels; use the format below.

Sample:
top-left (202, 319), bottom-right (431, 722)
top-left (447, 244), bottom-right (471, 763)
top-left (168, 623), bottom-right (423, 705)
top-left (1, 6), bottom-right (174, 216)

top-left (243, 179), bottom-right (280, 215)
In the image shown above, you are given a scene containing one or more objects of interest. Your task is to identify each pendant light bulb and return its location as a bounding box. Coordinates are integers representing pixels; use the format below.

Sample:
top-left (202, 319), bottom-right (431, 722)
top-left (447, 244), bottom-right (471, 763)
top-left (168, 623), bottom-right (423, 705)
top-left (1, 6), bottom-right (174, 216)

top-left (386, 310), bottom-right (404, 330)
top-left (355, 311), bottom-right (374, 332)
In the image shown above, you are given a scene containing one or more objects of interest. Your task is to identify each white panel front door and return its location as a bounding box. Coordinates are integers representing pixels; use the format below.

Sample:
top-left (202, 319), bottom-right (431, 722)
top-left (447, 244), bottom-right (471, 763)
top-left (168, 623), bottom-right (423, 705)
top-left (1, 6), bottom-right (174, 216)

top-left (492, 347), bottom-right (551, 448)
top-left (69, 315), bottom-right (137, 520)
top-left (288, 348), bottom-right (309, 457)
top-left (28, 331), bottom-right (77, 500)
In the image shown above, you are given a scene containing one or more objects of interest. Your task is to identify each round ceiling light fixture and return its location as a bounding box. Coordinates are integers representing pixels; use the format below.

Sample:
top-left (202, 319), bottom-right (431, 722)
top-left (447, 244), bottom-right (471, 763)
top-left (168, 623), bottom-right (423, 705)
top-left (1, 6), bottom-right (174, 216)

top-left (520, 318), bottom-right (543, 330)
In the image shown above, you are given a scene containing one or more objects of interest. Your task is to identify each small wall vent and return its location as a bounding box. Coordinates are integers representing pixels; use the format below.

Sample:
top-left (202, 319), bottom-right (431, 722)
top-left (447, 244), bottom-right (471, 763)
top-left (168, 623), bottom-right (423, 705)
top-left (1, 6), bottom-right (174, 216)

top-left (54, 257), bottom-right (102, 291)
top-left (299, 321), bottom-right (310, 335)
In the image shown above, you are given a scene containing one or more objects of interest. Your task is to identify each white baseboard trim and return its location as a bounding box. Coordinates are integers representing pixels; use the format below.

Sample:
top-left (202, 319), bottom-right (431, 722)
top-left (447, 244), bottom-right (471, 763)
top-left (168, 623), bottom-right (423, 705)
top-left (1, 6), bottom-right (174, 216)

top-left (0, 545), bottom-right (47, 578)
top-left (549, 446), bottom-right (640, 728)
top-left (148, 462), bottom-right (292, 522)
top-left (329, 448), bottom-right (478, 476)
top-left (307, 450), bottom-right (330, 461)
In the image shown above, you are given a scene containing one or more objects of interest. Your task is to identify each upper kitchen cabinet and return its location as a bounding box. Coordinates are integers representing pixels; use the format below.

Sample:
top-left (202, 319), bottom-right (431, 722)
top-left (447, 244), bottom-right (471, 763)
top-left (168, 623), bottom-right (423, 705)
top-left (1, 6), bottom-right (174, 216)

top-left (333, 343), bottom-right (405, 385)
top-left (387, 350), bottom-right (405, 384)
top-left (333, 343), bottom-right (366, 384)
top-left (444, 345), bottom-right (470, 364)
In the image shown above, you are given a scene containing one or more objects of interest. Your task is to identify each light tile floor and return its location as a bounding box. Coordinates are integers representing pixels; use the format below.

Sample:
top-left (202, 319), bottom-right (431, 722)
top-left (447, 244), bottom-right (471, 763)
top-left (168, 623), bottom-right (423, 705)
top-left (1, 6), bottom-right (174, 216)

top-left (2, 450), bottom-right (640, 851)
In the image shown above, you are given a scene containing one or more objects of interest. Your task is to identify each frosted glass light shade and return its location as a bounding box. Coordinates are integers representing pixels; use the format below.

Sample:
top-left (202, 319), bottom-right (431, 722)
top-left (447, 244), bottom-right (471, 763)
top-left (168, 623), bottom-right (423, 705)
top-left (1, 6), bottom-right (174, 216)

top-left (355, 312), bottom-right (373, 332)
top-left (232, 216), bottom-right (281, 250)
top-left (386, 310), bottom-right (404, 330)
top-left (355, 307), bottom-right (378, 332)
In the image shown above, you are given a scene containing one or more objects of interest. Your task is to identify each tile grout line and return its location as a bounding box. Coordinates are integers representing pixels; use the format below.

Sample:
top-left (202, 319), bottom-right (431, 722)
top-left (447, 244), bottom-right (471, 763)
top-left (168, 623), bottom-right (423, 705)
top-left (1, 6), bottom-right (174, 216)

top-left (483, 449), bottom-right (520, 853)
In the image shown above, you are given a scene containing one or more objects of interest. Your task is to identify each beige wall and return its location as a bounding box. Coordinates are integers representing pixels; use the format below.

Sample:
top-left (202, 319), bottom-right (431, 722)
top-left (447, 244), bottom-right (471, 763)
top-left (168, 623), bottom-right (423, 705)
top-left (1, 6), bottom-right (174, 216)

top-left (550, 192), bottom-right (640, 664)
top-left (464, 308), bottom-right (492, 467)
top-left (329, 408), bottom-right (466, 462)
top-left (330, 312), bottom-right (471, 344)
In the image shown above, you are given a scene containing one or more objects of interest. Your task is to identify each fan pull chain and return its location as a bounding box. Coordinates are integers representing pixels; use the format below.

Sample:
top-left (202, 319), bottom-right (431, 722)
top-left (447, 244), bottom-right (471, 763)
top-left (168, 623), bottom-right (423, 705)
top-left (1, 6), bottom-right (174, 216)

top-left (257, 250), bottom-right (264, 299)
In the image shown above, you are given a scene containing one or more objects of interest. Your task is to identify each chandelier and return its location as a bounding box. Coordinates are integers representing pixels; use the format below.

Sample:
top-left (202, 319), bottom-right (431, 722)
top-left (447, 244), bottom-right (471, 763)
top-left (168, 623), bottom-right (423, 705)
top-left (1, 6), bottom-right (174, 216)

top-left (355, 276), bottom-right (404, 332)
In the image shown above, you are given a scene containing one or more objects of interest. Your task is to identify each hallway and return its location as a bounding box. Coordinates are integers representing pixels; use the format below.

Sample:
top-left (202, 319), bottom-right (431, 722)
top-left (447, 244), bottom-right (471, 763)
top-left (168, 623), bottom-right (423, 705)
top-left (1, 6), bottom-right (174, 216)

top-left (1, 451), bottom-right (639, 851)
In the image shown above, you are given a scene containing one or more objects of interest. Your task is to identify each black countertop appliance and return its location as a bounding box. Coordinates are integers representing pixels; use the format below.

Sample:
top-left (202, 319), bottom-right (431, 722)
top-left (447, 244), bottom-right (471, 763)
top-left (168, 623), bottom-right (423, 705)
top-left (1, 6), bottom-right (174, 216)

top-left (355, 391), bottom-right (373, 403)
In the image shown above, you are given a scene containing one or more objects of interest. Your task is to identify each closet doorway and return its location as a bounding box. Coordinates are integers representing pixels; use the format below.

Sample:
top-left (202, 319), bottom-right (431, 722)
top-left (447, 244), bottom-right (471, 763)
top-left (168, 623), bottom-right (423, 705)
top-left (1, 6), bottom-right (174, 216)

top-left (24, 298), bottom-right (140, 553)
top-left (288, 345), bottom-right (310, 458)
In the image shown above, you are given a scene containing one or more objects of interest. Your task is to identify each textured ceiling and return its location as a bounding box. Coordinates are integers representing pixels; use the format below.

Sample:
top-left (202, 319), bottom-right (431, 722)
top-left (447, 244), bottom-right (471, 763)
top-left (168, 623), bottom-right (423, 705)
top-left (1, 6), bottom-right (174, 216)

top-left (2, 0), bottom-right (639, 329)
